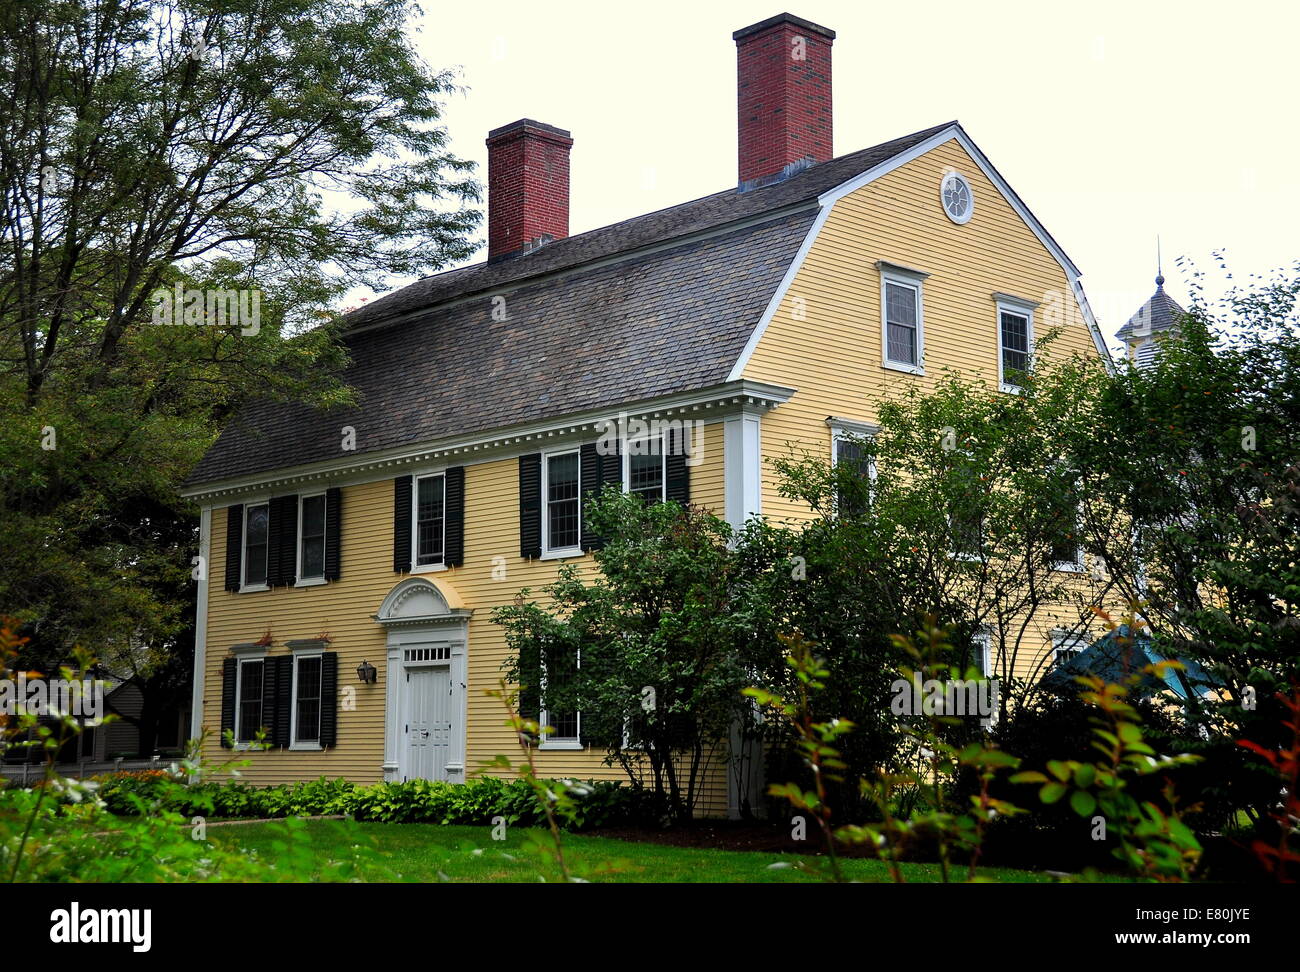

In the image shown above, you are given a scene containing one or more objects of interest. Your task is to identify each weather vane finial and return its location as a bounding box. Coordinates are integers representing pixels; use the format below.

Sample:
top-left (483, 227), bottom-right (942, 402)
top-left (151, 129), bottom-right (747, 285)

top-left (1156, 236), bottom-right (1165, 288)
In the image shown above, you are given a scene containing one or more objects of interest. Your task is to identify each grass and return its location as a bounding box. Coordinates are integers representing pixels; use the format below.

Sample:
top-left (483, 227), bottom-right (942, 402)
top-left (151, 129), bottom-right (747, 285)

top-left (209, 818), bottom-right (1059, 883)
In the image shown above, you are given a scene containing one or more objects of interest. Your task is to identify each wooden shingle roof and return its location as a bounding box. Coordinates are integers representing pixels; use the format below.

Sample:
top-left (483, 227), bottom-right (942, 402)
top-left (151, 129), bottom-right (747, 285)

top-left (185, 121), bottom-right (955, 487)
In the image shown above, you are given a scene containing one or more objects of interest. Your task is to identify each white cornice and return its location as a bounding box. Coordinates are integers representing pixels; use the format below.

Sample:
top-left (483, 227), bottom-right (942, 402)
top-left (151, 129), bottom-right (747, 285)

top-left (182, 379), bottom-right (795, 504)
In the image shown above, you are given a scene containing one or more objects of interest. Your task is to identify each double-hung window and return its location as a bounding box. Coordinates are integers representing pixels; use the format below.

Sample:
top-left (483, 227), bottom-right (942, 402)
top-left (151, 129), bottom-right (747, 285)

top-left (1045, 467), bottom-right (1084, 570)
top-left (1051, 631), bottom-right (1090, 669)
top-left (994, 294), bottom-right (1037, 392)
top-left (948, 458), bottom-right (985, 560)
top-left (539, 642), bottom-right (580, 749)
top-left (291, 651), bottom-right (324, 749)
top-left (234, 657), bottom-right (265, 744)
top-left (879, 262), bottom-right (928, 374)
top-left (414, 473), bottom-right (446, 568)
top-left (626, 434), bottom-right (666, 503)
top-left (543, 450), bottom-right (581, 555)
top-left (828, 418), bottom-right (877, 516)
top-left (298, 493), bottom-right (327, 582)
top-left (242, 503), bottom-right (270, 589)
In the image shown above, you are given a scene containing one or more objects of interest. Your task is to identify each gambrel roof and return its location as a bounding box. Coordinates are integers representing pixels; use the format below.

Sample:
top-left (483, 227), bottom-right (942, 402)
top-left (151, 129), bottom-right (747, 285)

top-left (185, 122), bottom-right (954, 488)
top-left (185, 119), bottom-right (1105, 490)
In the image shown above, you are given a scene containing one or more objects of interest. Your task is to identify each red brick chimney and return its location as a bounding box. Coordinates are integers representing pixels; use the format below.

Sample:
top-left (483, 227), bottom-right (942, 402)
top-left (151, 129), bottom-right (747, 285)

top-left (733, 13), bottom-right (835, 190)
top-left (485, 119), bottom-right (573, 262)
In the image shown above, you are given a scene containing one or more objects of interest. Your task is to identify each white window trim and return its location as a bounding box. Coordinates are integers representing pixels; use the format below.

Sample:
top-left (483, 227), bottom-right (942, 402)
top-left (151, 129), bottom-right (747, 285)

top-left (538, 645), bottom-right (582, 750)
top-left (232, 651), bottom-right (267, 750)
top-left (1051, 630), bottom-right (1091, 668)
top-left (240, 497), bottom-right (271, 593)
top-left (289, 648), bottom-right (325, 751)
top-left (940, 170), bottom-right (974, 224)
top-left (879, 263), bottom-right (927, 375)
top-left (972, 629), bottom-right (998, 728)
top-left (995, 295), bottom-right (1036, 394)
top-left (541, 447), bottom-right (584, 559)
top-left (623, 432), bottom-right (667, 503)
top-left (828, 418), bottom-right (878, 512)
top-left (1049, 472), bottom-right (1085, 573)
top-left (411, 470), bottom-right (448, 572)
top-left (946, 447), bottom-right (986, 562)
top-left (295, 491), bottom-right (328, 587)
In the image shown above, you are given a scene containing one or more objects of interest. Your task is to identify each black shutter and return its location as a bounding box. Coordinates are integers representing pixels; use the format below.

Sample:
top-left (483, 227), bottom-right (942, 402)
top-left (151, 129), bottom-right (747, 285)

top-left (580, 442), bottom-right (601, 551)
top-left (444, 466), bottom-right (465, 567)
top-left (600, 436), bottom-right (623, 489)
top-left (393, 475), bottom-right (412, 572)
top-left (324, 487), bottom-right (342, 581)
top-left (224, 505), bottom-right (243, 592)
top-left (220, 657), bottom-right (237, 747)
top-left (319, 652), bottom-right (339, 748)
top-left (666, 426), bottom-right (690, 505)
top-left (519, 454), bottom-right (542, 559)
top-left (269, 495), bottom-right (298, 587)
top-left (266, 655), bottom-right (291, 748)
top-left (518, 638), bottom-right (541, 727)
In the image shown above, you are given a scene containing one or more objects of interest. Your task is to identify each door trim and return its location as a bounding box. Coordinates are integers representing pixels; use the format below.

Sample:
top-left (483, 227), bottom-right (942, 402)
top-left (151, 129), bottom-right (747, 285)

top-left (375, 577), bottom-right (471, 783)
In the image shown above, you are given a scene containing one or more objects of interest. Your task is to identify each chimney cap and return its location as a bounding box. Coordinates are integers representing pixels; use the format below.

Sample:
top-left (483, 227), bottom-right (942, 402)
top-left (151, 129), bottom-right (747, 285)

top-left (486, 118), bottom-right (573, 144)
top-left (733, 12), bottom-right (836, 42)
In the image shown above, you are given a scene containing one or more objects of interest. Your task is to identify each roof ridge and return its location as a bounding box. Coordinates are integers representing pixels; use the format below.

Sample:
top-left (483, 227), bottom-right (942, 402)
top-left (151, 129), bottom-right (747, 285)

top-left (344, 120), bottom-right (958, 330)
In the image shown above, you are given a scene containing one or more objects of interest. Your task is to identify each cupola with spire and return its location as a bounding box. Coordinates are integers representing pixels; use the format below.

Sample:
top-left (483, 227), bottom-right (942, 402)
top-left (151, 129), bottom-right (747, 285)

top-left (1116, 249), bottom-right (1186, 369)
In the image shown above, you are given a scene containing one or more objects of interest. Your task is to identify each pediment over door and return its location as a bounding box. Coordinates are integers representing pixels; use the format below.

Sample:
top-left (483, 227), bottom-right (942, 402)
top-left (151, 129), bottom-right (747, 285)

top-left (374, 577), bottom-right (472, 629)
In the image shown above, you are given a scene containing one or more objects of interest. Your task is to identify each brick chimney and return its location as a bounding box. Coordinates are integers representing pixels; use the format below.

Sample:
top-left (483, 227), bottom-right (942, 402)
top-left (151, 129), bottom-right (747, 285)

top-left (485, 119), bottom-right (573, 262)
top-left (733, 13), bottom-right (835, 191)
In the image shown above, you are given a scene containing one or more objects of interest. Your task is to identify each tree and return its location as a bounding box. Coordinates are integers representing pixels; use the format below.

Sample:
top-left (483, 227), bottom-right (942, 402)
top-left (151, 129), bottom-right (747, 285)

top-left (1075, 262), bottom-right (1300, 827)
top-left (766, 339), bottom-right (1122, 731)
top-left (0, 0), bottom-right (481, 675)
top-left (495, 490), bottom-right (778, 821)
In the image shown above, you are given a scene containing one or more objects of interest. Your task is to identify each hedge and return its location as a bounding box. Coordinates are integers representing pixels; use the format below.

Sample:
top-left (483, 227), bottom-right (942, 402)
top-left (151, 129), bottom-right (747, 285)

top-left (83, 772), bottom-right (654, 830)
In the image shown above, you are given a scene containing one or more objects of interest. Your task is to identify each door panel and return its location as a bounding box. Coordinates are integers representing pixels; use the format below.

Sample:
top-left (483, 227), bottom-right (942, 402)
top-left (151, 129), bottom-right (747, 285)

top-left (405, 666), bottom-right (452, 782)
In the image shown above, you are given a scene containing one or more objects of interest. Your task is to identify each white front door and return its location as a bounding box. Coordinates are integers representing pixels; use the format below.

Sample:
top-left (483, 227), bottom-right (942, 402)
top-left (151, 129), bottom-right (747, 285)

top-left (404, 665), bottom-right (453, 782)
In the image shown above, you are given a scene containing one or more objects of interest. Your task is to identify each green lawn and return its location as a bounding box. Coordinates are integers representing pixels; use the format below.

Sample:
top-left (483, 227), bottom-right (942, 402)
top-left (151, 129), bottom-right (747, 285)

top-left (209, 818), bottom-right (1058, 883)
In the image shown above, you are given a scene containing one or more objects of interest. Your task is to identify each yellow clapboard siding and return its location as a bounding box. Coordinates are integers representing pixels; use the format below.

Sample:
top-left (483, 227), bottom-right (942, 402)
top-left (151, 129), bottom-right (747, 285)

top-left (743, 139), bottom-right (1109, 681)
top-left (199, 422), bottom-right (733, 815)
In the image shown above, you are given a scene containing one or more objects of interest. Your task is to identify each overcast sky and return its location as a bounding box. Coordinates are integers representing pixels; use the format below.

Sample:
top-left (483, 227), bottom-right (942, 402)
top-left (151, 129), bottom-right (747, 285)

top-left (385, 0), bottom-right (1297, 350)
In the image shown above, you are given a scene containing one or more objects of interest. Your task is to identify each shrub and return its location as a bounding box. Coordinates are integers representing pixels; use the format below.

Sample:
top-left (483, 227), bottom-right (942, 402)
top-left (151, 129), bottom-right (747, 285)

top-left (79, 774), bottom-right (644, 830)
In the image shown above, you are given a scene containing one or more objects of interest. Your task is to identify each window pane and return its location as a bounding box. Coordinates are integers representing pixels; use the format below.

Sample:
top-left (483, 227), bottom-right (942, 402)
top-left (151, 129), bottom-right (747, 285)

top-left (629, 438), bottom-right (664, 502)
top-left (300, 495), bottom-right (326, 578)
top-left (886, 283), bottom-right (916, 326)
top-left (547, 453), bottom-right (580, 550)
top-left (245, 504), bottom-right (269, 586)
top-left (295, 656), bottom-right (322, 743)
top-left (416, 475), bottom-right (445, 565)
top-left (885, 283), bottom-right (919, 366)
top-left (237, 660), bottom-right (264, 742)
top-left (835, 438), bottom-right (871, 515)
top-left (1001, 312), bottom-right (1029, 382)
top-left (544, 643), bottom-right (579, 740)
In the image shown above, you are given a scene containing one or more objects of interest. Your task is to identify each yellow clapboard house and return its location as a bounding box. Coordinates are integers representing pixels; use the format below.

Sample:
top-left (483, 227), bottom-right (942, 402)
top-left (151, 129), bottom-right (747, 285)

top-left (182, 13), bottom-right (1113, 815)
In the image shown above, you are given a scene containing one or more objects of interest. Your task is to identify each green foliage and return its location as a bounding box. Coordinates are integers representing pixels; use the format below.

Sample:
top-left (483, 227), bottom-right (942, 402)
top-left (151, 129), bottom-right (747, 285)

top-left (1010, 664), bottom-right (1203, 881)
top-left (84, 772), bottom-right (644, 830)
top-left (494, 489), bottom-right (777, 820)
top-left (0, 0), bottom-right (481, 676)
